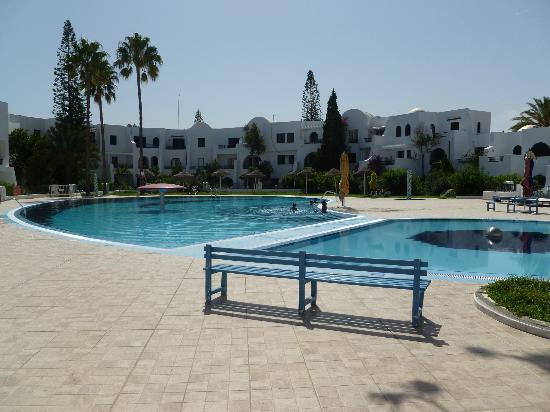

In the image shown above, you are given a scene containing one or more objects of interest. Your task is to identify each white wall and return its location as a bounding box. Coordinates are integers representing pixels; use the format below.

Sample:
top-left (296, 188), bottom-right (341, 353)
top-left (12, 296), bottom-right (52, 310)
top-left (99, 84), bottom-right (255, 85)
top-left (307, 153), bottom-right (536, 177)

top-left (0, 102), bottom-right (17, 184)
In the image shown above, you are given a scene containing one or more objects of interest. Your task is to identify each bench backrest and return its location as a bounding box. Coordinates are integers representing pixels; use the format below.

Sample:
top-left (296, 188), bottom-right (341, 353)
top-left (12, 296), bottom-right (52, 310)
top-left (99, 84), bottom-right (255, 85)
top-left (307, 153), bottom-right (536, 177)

top-left (205, 245), bottom-right (428, 277)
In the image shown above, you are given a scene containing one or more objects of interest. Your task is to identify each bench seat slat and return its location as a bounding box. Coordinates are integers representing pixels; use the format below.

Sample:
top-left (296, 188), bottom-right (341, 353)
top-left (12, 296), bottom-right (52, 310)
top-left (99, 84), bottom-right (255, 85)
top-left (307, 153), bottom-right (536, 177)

top-left (211, 264), bottom-right (299, 279)
top-left (210, 246), bottom-right (299, 258)
top-left (211, 254), bottom-right (298, 266)
top-left (307, 261), bottom-right (427, 276)
top-left (307, 271), bottom-right (430, 290)
top-left (305, 252), bottom-right (429, 268)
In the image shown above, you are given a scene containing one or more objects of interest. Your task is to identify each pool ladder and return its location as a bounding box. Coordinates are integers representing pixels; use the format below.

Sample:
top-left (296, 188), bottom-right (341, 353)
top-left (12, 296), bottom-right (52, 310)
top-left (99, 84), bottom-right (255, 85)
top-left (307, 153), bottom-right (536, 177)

top-left (14, 196), bottom-right (27, 218)
top-left (321, 191), bottom-right (337, 202)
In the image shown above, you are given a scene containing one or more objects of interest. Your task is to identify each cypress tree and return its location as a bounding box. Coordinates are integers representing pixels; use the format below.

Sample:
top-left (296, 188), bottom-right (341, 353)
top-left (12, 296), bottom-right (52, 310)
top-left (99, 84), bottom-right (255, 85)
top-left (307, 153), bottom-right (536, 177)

top-left (314, 89), bottom-right (346, 171)
top-left (194, 109), bottom-right (204, 123)
top-left (50, 20), bottom-right (88, 185)
top-left (301, 70), bottom-right (322, 121)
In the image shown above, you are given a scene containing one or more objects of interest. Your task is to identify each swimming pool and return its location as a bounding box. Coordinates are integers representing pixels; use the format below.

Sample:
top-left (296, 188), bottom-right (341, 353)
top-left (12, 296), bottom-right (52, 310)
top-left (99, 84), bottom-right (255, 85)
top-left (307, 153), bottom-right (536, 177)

top-left (17, 196), bottom-right (344, 248)
top-left (274, 218), bottom-right (550, 278)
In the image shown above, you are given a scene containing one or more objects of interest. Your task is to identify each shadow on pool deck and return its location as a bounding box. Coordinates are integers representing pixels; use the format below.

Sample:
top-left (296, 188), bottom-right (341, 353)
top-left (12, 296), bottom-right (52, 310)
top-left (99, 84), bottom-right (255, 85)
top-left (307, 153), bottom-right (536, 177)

top-left (206, 299), bottom-right (447, 347)
top-left (466, 345), bottom-right (550, 374)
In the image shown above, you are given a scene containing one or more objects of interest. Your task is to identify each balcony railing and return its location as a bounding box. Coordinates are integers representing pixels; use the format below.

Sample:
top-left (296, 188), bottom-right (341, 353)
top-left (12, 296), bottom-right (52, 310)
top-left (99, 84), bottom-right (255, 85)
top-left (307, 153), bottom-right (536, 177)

top-left (165, 145), bottom-right (186, 150)
top-left (382, 158), bottom-right (395, 165)
top-left (220, 164), bottom-right (234, 169)
top-left (364, 137), bottom-right (372, 143)
top-left (113, 163), bottom-right (133, 169)
top-left (305, 140), bottom-right (322, 144)
top-left (218, 144), bottom-right (238, 149)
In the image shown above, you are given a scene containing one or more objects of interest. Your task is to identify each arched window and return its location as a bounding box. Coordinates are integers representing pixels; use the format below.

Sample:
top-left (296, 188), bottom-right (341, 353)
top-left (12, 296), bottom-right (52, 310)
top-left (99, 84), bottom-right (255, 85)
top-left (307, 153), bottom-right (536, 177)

top-left (430, 148), bottom-right (446, 165)
top-left (243, 155), bottom-right (260, 169)
top-left (140, 156), bottom-right (149, 169)
top-left (304, 152), bottom-right (316, 167)
top-left (476, 122), bottom-right (481, 134)
top-left (534, 175), bottom-right (546, 188)
top-left (153, 137), bottom-right (159, 148)
top-left (404, 124), bottom-right (411, 136)
top-left (395, 126), bottom-right (402, 137)
top-left (171, 158), bottom-right (181, 167)
top-left (531, 142), bottom-right (550, 157)
top-left (151, 156), bottom-right (158, 168)
top-left (309, 132), bottom-right (319, 143)
top-left (513, 145), bottom-right (522, 155)
top-left (430, 124), bottom-right (436, 137)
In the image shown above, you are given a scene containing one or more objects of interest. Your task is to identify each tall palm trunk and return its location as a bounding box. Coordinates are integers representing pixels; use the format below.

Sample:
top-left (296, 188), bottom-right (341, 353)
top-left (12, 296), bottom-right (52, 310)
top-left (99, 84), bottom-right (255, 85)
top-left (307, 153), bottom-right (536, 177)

top-left (99, 98), bottom-right (107, 183)
top-left (136, 68), bottom-right (144, 185)
top-left (85, 94), bottom-right (91, 195)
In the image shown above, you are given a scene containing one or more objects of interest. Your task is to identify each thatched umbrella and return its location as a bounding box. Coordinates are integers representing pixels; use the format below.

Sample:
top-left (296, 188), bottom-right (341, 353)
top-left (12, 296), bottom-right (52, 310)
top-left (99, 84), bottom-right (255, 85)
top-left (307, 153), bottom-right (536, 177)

top-left (325, 168), bottom-right (341, 194)
top-left (244, 169), bottom-right (265, 190)
top-left (355, 164), bottom-right (370, 195)
top-left (297, 167), bottom-right (315, 194)
top-left (211, 169), bottom-right (229, 190)
top-left (173, 171), bottom-right (195, 184)
top-left (286, 170), bottom-right (298, 189)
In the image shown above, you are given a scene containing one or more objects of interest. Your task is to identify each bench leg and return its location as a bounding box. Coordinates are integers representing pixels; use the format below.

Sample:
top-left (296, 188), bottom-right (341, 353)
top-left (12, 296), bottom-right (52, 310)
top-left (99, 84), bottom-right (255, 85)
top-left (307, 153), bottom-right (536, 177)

top-left (221, 272), bottom-right (227, 300)
top-left (411, 288), bottom-right (421, 328)
top-left (311, 280), bottom-right (318, 306)
top-left (205, 269), bottom-right (212, 306)
top-left (298, 278), bottom-right (306, 314)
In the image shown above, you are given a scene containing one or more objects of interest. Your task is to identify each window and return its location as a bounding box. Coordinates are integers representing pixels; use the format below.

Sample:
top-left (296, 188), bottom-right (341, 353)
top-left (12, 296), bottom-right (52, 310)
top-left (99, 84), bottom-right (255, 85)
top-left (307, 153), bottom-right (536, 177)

top-left (288, 155), bottom-right (295, 165)
top-left (198, 138), bottom-right (205, 148)
top-left (110, 135), bottom-right (117, 145)
top-left (450, 121), bottom-right (459, 131)
top-left (477, 122), bottom-right (481, 134)
top-left (513, 145), bottom-right (522, 155)
top-left (406, 150), bottom-right (412, 159)
top-left (172, 138), bottom-right (185, 149)
top-left (140, 156), bottom-right (149, 169)
top-left (111, 156), bottom-right (118, 167)
top-left (276, 133), bottom-right (285, 143)
top-left (228, 138), bottom-right (240, 148)
top-left (277, 155), bottom-right (286, 165)
top-left (397, 150), bottom-right (404, 159)
top-left (348, 153), bottom-right (357, 163)
top-left (151, 156), bottom-right (158, 168)
top-left (198, 158), bottom-right (205, 167)
top-left (430, 124), bottom-right (436, 136)
top-left (134, 136), bottom-right (146, 147)
top-left (171, 158), bottom-right (181, 167)
top-left (405, 124), bottom-right (411, 137)
top-left (309, 132), bottom-right (319, 143)
top-left (153, 137), bottom-right (159, 148)
top-left (348, 129), bottom-right (359, 143)
top-left (33, 129), bottom-right (40, 136)
top-left (286, 133), bottom-right (294, 143)
top-left (395, 126), bottom-right (402, 137)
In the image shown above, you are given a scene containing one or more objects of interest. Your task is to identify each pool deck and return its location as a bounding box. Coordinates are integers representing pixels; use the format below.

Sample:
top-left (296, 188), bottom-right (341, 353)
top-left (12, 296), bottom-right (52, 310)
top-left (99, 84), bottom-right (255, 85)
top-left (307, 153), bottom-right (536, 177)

top-left (0, 197), bottom-right (549, 411)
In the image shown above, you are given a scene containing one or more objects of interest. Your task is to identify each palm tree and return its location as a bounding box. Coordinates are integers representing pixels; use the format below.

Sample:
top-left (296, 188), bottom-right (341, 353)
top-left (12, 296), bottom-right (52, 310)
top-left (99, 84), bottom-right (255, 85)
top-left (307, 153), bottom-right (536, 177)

top-left (92, 59), bottom-right (118, 183)
top-left (70, 39), bottom-right (107, 195)
top-left (114, 33), bottom-right (163, 183)
top-left (511, 96), bottom-right (550, 131)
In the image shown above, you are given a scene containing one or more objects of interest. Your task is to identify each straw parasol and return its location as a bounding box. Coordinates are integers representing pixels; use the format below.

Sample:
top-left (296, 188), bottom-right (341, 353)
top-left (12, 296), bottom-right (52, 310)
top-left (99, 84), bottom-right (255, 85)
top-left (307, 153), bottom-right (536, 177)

top-left (243, 169), bottom-right (265, 190)
top-left (325, 168), bottom-right (341, 194)
top-left (173, 171), bottom-right (195, 184)
top-left (355, 164), bottom-right (370, 195)
top-left (211, 169), bottom-right (229, 190)
top-left (297, 167), bottom-right (315, 194)
top-left (339, 152), bottom-right (349, 206)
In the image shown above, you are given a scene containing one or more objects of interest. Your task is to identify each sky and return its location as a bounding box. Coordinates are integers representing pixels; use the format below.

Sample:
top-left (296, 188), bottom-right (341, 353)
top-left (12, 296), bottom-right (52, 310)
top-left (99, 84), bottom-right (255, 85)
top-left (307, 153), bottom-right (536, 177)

top-left (1, 0), bottom-right (549, 132)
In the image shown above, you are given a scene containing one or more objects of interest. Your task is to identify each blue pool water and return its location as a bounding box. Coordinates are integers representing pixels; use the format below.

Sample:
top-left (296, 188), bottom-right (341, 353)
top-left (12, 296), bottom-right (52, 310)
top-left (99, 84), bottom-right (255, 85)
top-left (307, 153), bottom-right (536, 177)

top-left (19, 196), bottom-right (343, 248)
top-left (275, 219), bottom-right (550, 278)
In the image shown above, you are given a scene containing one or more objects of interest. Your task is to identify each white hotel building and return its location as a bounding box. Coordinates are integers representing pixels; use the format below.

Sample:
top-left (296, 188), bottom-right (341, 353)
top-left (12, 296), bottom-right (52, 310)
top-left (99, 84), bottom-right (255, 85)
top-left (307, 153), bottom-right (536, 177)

top-left (2, 99), bottom-right (550, 188)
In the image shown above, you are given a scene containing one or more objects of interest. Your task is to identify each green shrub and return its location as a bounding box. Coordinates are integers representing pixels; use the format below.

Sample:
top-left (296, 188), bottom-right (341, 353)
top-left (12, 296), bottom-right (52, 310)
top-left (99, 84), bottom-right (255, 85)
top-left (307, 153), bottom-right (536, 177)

top-left (379, 169), bottom-right (424, 196)
top-left (449, 165), bottom-right (492, 196)
top-left (424, 169), bottom-right (452, 196)
top-left (485, 276), bottom-right (550, 323)
top-left (0, 181), bottom-right (14, 196)
top-left (489, 174), bottom-right (522, 191)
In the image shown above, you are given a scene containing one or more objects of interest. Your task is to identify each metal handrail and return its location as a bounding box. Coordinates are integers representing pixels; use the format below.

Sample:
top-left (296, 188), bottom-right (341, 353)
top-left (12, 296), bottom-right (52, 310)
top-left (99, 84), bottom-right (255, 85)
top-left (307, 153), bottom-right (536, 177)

top-left (321, 191), bottom-right (337, 201)
top-left (14, 197), bottom-right (27, 218)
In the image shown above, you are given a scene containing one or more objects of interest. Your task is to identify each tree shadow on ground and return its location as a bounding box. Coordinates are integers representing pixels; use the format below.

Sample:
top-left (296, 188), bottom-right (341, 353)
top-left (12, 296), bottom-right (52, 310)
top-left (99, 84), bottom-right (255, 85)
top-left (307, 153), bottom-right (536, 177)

top-left (205, 299), bottom-right (447, 346)
top-left (369, 380), bottom-right (445, 408)
top-left (466, 345), bottom-right (550, 374)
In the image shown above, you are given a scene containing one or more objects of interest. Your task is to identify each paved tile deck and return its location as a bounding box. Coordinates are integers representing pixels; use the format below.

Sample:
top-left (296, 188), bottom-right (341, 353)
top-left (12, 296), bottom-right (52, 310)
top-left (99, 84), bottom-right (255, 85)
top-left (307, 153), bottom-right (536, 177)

top-left (0, 198), bottom-right (549, 411)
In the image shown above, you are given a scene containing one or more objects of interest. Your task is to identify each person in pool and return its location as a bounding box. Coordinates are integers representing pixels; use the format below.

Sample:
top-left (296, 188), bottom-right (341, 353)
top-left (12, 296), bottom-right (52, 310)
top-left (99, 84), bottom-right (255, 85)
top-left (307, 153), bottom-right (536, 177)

top-left (290, 203), bottom-right (298, 212)
top-left (321, 199), bottom-right (328, 213)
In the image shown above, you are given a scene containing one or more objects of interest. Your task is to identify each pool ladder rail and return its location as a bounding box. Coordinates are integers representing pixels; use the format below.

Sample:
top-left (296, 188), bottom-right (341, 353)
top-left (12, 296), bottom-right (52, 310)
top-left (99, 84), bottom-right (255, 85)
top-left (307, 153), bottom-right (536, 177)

top-left (321, 191), bottom-right (338, 203)
top-left (14, 196), bottom-right (27, 218)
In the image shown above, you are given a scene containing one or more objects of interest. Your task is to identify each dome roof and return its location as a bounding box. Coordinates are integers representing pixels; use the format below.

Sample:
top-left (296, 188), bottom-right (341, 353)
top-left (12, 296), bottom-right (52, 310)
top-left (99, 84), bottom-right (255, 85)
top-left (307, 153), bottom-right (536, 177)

top-left (408, 107), bottom-right (425, 113)
top-left (518, 124), bottom-right (536, 131)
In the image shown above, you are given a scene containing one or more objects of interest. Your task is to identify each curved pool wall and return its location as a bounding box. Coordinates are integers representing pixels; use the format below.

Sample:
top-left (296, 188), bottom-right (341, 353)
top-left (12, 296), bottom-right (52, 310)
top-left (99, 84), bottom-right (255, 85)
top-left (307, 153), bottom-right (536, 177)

top-left (273, 218), bottom-right (550, 279)
top-left (11, 195), bottom-right (354, 249)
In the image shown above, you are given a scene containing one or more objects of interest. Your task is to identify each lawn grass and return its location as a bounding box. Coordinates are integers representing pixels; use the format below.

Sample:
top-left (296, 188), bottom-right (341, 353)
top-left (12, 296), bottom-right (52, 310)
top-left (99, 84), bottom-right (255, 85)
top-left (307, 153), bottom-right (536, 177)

top-left (485, 276), bottom-right (550, 323)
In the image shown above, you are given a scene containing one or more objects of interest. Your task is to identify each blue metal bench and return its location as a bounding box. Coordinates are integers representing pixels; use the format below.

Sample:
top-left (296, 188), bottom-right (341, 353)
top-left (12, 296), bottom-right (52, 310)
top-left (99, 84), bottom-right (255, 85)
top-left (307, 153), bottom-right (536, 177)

top-left (204, 245), bottom-right (430, 327)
